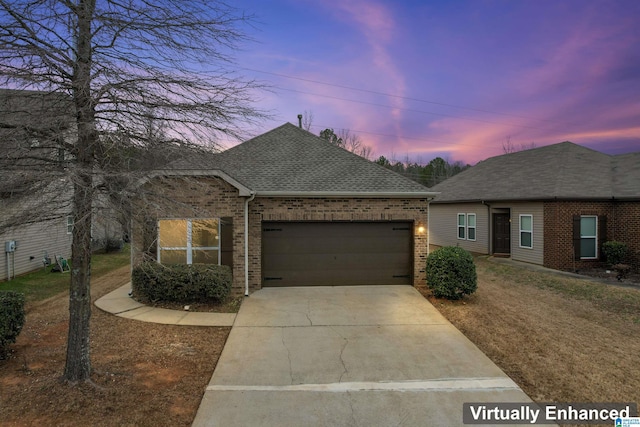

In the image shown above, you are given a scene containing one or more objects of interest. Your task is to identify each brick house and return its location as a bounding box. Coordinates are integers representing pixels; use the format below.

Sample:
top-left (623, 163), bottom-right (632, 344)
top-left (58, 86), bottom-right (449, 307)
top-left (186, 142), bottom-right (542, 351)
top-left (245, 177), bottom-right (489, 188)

top-left (133, 123), bottom-right (438, 295)
top-left (429, 142), bottom-right (640, 272)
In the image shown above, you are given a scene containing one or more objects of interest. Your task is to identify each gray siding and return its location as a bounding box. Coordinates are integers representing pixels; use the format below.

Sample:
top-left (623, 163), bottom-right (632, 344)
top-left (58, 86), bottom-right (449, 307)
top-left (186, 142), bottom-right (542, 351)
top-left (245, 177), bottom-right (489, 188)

top-left (0, 218), bottom-right (72, 280)
top-left (510, 202), bottom-right (544, 265)
top-left (430, 203), bottom-right (489, 254)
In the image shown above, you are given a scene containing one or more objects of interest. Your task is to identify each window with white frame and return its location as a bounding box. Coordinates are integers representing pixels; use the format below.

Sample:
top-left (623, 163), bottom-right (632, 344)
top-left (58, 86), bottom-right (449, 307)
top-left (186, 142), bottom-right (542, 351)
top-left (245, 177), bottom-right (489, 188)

top-left (158, 219), bottom-right (220, 264)
top-left (580, 216), bottom-right (597, 259)
top-left (66, 216), bottom-right (73, 234)
top-left (457, 213), bottom-right (466, 239)
top-left (519, 214), bottom-right (533, 249)
top-left (467, 214), bottom-right (476, 241)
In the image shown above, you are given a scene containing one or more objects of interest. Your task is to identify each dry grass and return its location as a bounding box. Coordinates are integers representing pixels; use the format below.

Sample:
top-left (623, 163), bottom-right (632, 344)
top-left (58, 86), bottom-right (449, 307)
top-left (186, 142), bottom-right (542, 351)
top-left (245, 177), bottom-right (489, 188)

top-left (0, 265), bottom-right (230, 427)
top-left (418, 257), bottom-right (640, 425)
top-left (2, 254), bottom-right (639, 426)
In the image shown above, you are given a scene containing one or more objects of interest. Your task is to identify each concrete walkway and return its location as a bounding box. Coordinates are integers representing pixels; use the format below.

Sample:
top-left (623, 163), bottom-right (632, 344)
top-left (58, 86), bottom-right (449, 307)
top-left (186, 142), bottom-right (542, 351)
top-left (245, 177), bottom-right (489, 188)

top-left (192, 285), bottom-right (555, 426)
top-left (94, 284), bottom-right (236, 326)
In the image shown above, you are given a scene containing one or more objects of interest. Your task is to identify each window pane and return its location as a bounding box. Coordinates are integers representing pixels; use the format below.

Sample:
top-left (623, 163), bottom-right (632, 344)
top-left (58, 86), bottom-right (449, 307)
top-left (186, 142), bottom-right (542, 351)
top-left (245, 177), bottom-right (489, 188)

top-left (580, 217), bottom-right (596, 237)
top-left (192, 249), bottom-right (219, 264)
top-left (160, 249), bottom-right (187, 264)
top-left (192, 219), bottom-right (219, 247)
top-left (520, 216), bottom-right (532, 231)
top-left (521, 232), bottom-right (532, 248)
top-left (468, 228), bottom-right (476, 240)
top-left (458, 227), bottom-right (465, 239)
top-left (581, 238), bottom-right (596, 258)
top-left (468, 214), bottom-right (476, 227)
top-left (458, 214), bottom-right (465, 226)
top-left (159, 220), bottom-right (187, 247)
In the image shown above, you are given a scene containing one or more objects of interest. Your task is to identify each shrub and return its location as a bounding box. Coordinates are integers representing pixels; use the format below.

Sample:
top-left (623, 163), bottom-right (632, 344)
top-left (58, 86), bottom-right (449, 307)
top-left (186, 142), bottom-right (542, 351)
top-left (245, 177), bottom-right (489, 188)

top-left (0, 291), bottom-right (26, 358)
top-left (602, 241), bottom-right (628, 267)
top-left (426, 246), bottom-right (477, 300)
top-left (132, 262), bottom-right (232, 303)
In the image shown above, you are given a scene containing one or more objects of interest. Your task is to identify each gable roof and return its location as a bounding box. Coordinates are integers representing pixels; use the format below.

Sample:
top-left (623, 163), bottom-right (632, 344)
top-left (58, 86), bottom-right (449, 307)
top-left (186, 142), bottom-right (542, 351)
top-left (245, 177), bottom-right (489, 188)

top-left (431, 141), bottom-right (640, 202)
top-left (169, 123), bottom-right (436, 198)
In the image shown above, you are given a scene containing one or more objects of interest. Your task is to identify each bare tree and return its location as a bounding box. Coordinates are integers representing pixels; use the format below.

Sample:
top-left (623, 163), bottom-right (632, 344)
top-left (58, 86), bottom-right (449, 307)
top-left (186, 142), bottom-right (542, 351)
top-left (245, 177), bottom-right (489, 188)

top-left (318, 127), bottom-right (373, 160)
top-left (503, 136), bottom-right (537, 154)
top-left (302, 110), bottom-right (314, 132)
top-left (0, 0), bottom-right (264, 383)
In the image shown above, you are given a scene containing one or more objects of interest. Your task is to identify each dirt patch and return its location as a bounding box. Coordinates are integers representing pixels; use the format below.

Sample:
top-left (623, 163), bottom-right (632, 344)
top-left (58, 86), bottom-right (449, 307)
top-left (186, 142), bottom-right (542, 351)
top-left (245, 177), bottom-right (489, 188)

top-left (0, 266), bottom-right (231, 427)
top-left (417, 257), bottom-right (640, 426)
top-left (573, 267), bottom-right (640, 288)
top-left (4, 258), bottom-right (639, 426)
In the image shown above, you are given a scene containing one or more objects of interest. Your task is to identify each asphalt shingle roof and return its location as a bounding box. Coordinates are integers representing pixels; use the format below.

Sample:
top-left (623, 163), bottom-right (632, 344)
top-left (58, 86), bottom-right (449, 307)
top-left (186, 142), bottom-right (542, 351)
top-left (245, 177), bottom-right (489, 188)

top-left (187, 123), bottom-right (432, 195)
top-left (431, 142), bottom-right (640, 202)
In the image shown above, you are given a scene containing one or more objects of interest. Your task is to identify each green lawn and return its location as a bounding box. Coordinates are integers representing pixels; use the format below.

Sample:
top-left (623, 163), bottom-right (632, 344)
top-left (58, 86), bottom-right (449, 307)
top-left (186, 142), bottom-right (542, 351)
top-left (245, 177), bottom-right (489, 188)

top-left (0, 245), bottom-right (130, 302)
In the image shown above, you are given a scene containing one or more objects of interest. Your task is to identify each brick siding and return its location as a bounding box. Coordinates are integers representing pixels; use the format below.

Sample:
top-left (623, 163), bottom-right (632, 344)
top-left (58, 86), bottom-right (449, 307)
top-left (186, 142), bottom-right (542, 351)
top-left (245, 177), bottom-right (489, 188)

top-left (613, 202), bottom-right (640, 271)
top-left (543, 200), bottom-right (640, 272)
top-left (133, 176), bottom-right (430, 294)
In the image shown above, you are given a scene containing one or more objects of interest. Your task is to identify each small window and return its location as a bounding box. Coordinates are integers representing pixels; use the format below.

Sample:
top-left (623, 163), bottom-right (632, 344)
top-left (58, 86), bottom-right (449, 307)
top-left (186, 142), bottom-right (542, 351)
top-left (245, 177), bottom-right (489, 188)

top-left (467, 214), bottom-right (476, 241)
top-left (66, 216), bottom-right (73, 234)
top-left (580, 216), bottom-right (597, 259)
top-left (457, 213), bottom-right (466, 239)
top-left (519, 215), bottom-right (533, 249)
top-left (158, 219), bottom-right (220, 265)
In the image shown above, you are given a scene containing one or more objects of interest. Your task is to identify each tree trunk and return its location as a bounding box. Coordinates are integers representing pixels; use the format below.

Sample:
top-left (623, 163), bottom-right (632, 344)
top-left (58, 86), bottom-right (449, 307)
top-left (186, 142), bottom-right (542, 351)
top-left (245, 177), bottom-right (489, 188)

top-left (64, 178), bottom-right (93, 381)
top-left (63, 0), bottom-right (96, 383)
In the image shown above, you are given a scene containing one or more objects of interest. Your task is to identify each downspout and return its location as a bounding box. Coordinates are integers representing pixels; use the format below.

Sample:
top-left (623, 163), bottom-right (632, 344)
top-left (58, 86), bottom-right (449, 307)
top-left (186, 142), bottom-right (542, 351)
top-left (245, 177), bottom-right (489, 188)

top-left (129, 216), bottom-right (134, 296)
top-left (482, 201), bottom-right (491, 254)
top-left (244, 192), bottom-right (256, 296)
top-left (427, 198), bottom-right (432, 255)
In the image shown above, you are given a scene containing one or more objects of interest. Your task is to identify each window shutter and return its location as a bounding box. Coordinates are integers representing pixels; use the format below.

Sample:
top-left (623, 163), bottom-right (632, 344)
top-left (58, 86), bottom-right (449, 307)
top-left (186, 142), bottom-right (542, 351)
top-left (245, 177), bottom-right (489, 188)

top-left (598, 215), bottom-right (607, 259)
top-left (220, 217), bottom-right (234, 268)
top-left (143, 217), bottom-right (158, 258)
top-left (572, 215), bottom-right (581, 260)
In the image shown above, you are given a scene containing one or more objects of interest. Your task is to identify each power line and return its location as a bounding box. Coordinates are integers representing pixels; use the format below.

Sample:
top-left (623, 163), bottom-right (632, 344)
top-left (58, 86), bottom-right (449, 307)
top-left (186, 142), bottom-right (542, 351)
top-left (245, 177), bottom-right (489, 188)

top-left (240, 66), bottom-right (574, 126)
top-left (276, 87), bottom-right (556, 132)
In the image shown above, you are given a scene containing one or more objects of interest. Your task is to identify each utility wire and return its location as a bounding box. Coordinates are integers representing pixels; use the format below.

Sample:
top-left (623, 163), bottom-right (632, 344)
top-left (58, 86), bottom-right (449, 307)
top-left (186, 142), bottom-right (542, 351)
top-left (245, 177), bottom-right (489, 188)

top-left (240, 67), bottom-right (575, 126)
top-left (276, 87), bottom-right (556, 132)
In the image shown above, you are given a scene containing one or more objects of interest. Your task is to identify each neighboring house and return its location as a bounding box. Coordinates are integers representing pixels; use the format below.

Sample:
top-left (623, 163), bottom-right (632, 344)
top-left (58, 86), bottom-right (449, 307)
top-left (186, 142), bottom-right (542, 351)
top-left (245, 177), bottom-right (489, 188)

top-left (133, 123), bottom-right (438, 295)
top-left (0, 89), bottom-right (122, 280)
top-left (429, 142), bottom-right (640, 272)
top-left (0, 89), bottom-right (75, 280)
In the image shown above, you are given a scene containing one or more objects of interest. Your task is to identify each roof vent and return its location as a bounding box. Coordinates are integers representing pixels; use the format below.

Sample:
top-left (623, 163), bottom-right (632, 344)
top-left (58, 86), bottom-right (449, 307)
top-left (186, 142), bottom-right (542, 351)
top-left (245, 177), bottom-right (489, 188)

top-left (297, 114), bottom-right (303, 128)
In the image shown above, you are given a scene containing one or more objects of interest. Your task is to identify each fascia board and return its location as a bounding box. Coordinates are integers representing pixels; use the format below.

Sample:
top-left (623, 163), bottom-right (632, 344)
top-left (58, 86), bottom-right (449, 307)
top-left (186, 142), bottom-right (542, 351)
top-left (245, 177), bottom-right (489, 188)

top-left (256, 191), bottom-right (440, 199)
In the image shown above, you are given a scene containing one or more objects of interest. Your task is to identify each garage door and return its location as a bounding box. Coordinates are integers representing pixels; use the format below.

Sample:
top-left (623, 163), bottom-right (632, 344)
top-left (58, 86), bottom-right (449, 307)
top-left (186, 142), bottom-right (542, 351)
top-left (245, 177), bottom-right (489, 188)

top-left (262, 222), bottom-right (412, 286)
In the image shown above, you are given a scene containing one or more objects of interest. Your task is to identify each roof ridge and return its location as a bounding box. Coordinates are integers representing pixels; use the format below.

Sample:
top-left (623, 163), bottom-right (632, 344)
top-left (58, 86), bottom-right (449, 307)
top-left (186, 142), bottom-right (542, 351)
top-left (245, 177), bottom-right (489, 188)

top-left (210, 123), bottom-right (432, 194)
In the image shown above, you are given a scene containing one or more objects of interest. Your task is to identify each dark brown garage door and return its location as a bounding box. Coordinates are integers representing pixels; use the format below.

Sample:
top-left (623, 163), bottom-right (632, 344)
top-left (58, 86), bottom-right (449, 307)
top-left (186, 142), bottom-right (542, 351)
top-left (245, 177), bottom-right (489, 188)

top-left (262, 222), bottom-right (412, 287)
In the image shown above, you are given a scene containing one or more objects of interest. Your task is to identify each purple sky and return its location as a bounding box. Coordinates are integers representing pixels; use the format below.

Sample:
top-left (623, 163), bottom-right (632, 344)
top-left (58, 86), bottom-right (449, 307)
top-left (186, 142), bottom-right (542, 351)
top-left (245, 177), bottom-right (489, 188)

top-left (226, 0), bottom-right (640, 165)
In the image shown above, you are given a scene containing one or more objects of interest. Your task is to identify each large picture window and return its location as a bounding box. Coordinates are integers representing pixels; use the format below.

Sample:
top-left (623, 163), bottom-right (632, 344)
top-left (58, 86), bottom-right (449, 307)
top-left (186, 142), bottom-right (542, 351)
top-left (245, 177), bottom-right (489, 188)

top-left (158, 219), bottom-right (220, 264)
top-left (519, 215), bottom-right (533, 249)
top-left (580, 216), bottom-right (597, 259)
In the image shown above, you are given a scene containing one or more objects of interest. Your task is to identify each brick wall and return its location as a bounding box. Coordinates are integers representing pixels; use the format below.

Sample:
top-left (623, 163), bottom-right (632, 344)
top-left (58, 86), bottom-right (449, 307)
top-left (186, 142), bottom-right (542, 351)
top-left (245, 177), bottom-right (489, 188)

top-left (248, 197), bottom-right (429, 292)
top-left (132, 176), bottom-right (247, 292)
top-left (133, 176), bottom-right (430, 294)
top-left (543, 200), bottom-right (640, 272)
top-left (613, 202), bottom-right (640, 271)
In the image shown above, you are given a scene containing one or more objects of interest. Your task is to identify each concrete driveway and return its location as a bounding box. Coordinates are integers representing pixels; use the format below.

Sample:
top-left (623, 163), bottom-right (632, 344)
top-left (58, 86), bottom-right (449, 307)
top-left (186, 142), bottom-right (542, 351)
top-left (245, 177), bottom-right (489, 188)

top-left (192, 286), bottom-right (540, 426)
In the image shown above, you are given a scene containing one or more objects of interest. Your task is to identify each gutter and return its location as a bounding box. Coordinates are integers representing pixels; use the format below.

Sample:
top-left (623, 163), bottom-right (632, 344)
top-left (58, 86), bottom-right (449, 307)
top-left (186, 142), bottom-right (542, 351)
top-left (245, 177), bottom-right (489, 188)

top-left (244, 191), bottom-right (256, 296)
top-left (482, 201), bottom-right (491, 254)
top-left (255, 191), bottom-right (440, 199)
top-left (427, 198), bottom-right (432, 255)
